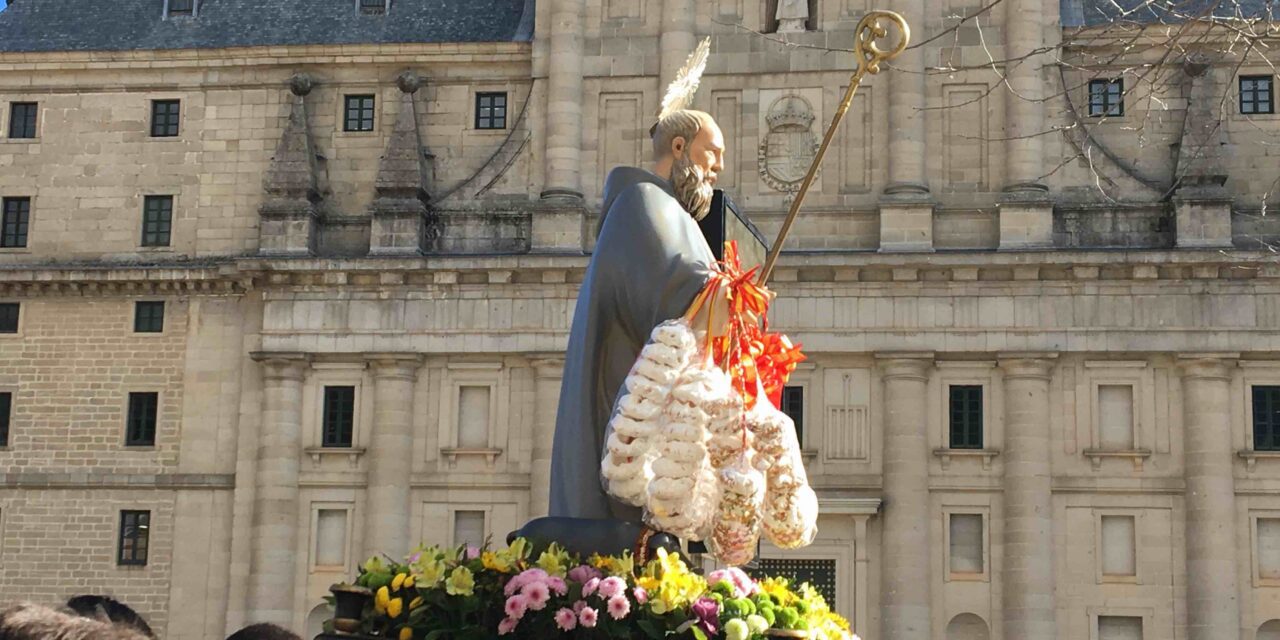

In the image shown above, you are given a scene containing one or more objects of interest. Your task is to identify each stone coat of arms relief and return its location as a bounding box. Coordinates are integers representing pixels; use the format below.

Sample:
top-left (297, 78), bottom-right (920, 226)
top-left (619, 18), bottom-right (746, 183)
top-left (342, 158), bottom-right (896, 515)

top-left (758, 92), bottom-right (821, 195)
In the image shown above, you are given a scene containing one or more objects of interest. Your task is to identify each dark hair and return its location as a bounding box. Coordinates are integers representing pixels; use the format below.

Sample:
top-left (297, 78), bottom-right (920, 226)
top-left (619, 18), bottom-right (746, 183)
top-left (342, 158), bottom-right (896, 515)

top-left (226, 622), bottom-right (304, 640)
top-left (64, 596), bottom-right (155, 638)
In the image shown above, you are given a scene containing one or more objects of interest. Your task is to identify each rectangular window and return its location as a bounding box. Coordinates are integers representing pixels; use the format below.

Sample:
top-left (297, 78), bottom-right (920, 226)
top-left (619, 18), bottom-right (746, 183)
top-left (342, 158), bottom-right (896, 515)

top-left (457, 385), bottom-right (491, 448)
top-left (118, 510), bottom-right (151, 566)
top-left (1088, 78), bottom-right (1124, 117)
top-left (0, 303), bottom-right (17, 334)
top-left (453, 510), bottom-right (486, 548)
top-left (1098, 384), bottom-right (1135, 450)
top-left (314, 509), bottom-right (348, 568)
top-left (126, 392), bottom-right (158, 447)
top-left (8, 102), bottom-right (37, 139)
top-left (1, 197), bottom-right (30, 248)
top-left (1097, 615), bottom-right (1143, 640)
top-left (781, 385), bottom-right (804, 447)
top-left (475, 92), bottom-right (508, 130)
top-left (0, 391), bottom-right (10, 447)
top-left (359, 0), bottom-right (387, 14)
top-left (134, 301), bottom-right (165, 333)
top-left (1254, 386), bottom-right (1280, 451)
top-left (343, 95), bottom-right (376, 132)
top-left (948, 513), bottom-right (984, 574)
top-left (322, 386), bottom-right (356, 448)
top-left (1101, 515), bottom-right (1137, 577)
top-left (1259, 518), bottom-right (1280, 580)
top-left (1241, 75), bottom-right (1275, 115)
top-left (948, 385), bottom-right (983, 449)
top-left (167, 0), bottom-right (194, 16)
top-left (150, 100), bottom-right (181, 137)
top-left (141, 195), bottom-right (173, 247)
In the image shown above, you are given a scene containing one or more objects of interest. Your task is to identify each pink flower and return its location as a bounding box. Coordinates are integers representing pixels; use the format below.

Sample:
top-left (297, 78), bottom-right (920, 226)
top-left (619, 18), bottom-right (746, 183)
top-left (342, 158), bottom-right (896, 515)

top-left (607, 594), bottom-right (631, 620)
top-left (547, 575), bottom-right (568, 596)
top-left (555, 607), bottom-right (578, 631)
top-left (632, 586), bottom-right (648, 604)
top-left (497, 617), bottom-right (518, 635)
top-left (524, 581), bottom-right (551, 610)
top-left (504, 595), bottom-right (529, 620)
top-left (573, 600), bottom-right (588, 614)
top-left (466, 545), bottom-right (481, 559)
top-left (579, 606), bottom-right (599, 628)
top-left (503, 568), bottom-right (550, 596)
top-left (568, 564), bottom-right (603, 584)
top-left (597, 576), bottom-right (626, 599)
top-left (582, 577), bottom-right (600, 597)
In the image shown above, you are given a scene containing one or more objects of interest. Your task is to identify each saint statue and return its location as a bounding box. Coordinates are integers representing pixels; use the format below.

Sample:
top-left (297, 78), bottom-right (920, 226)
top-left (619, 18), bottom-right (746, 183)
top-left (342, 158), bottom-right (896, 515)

top-left (548, 41), bottom-right (727, 522)
top-left (776, 0), bottom-right (809, 33)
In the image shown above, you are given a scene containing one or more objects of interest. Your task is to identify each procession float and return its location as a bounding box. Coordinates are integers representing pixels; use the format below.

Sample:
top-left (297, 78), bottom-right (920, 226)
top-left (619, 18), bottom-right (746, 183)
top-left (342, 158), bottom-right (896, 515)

top-left (316, 10), bottom-right (908, 640)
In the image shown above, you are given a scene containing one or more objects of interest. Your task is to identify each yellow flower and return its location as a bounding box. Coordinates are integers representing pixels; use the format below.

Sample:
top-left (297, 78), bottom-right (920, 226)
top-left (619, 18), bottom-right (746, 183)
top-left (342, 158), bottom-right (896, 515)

top-left (398, 628), bottom-right (413, 640)
top-left (403, 575), bottom-right (415, 589)
top-left (391, 573), bottom-right (407, 590)
top-left (535, 542), bottom-right (571, 577)
top-left (409, 596), bottom-right (424, 610)
top-left (445, 566), bottom-right (475, 596)
top-left (386, 597), bottom-right (403, 618)
top-left (416, 559), bottom-right (447, 588)
top-left (482, 551), bottom-right (512, 573)
top-left (375, 586), bottom-right (390, 613)
top-left (637, 548), bottom-right (706, 615)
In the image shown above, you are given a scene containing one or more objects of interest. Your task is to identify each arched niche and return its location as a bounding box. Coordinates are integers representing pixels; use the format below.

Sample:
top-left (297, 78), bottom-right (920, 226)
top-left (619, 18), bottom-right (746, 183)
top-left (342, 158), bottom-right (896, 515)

top-left (306, 603), bottom-right (332, 639)
top-left (946, 612), bottom-right (991, 640)
top-left (1258, 619), bottom-right (1280, 640)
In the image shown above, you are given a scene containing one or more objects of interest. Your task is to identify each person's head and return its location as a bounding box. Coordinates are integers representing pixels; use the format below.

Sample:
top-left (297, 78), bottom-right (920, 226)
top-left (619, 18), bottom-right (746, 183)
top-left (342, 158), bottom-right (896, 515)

top-left (65, 595), bottom-right (155, 638)
top-left (0, 603), bottom-right (149, 640)
top-left (226, 622), bottom-right (304, 640)
top-left (650, 110), bottom-right (724, 220)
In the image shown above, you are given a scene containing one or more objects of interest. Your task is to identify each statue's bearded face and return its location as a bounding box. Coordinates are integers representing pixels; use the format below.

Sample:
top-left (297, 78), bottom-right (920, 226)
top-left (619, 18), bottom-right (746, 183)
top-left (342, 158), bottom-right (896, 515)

top-left (672, 119), bottom-right (725, 221)
top-left (672, 152), bottom-right (714, 221)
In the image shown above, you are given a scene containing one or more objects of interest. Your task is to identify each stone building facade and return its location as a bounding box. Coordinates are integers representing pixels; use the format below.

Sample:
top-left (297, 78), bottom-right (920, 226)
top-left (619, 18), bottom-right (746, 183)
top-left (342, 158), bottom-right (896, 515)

top-left (2, 0), bottom-right (1280, 638)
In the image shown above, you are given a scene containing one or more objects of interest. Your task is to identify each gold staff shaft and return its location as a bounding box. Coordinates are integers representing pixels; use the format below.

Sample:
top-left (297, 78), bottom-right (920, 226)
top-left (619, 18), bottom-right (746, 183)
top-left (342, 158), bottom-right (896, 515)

top-left (757, 10), bottom-right (910, 287)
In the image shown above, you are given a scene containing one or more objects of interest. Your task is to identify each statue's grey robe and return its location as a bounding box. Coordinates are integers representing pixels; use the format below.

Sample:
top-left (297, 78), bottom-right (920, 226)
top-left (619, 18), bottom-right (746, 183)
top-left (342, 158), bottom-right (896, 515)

top-left (548, 166), bottom-right (716, 521)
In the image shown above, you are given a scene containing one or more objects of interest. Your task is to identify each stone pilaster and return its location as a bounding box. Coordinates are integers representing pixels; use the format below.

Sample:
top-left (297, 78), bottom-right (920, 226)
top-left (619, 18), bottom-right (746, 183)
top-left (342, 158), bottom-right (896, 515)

top-left (998, 354), bottom-right (1058, 640)
top-left (365, 354), bottom-right (424, 560)
top-left (530, 357), bottom-right (565, 518)
top-left (1003, 0), bottom-right (1049, 195)
top-left (659, 0), bottom-right (696, 94)
top-left (884, 1), bottom-right (927, 197)
top-left (247, 353), bottom-right (309, 626)
top-left (541, 0), bottom-right (585, 201)
top-left (370, 72), bottom-right (433, 256)
top-left (1179, 355), bottom-right (1242, 640)
top-left (259, 74), bottom-right (321, 256)
top-left (877, 353), bottom-right (932, 640)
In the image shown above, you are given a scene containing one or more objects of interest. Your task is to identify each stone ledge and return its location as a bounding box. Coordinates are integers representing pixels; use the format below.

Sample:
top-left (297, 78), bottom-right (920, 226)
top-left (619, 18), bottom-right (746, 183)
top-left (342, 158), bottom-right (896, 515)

top-left (933, 448), bottom-right (1001, 470)
top-left (1082, 448), bottom-right (1153, 471)
top-left (3, 249), bottom-right (1280, 294)
top-left (0, 472), bottom-right (234, 489)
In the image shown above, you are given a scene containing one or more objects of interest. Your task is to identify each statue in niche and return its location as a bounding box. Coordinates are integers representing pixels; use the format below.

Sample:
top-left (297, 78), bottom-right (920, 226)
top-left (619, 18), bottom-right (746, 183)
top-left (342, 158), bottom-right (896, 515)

top-left (776, 0), bottom-right (809, 33)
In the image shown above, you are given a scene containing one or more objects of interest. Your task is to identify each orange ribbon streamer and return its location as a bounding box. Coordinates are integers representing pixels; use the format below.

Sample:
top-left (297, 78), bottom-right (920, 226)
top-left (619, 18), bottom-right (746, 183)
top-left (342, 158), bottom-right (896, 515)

top-left (708, 241), bottom-right (807, 409)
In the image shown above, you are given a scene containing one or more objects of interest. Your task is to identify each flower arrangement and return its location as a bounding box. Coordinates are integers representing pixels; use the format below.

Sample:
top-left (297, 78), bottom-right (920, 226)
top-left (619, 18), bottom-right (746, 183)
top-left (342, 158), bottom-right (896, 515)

top-left (325, 538), bottom-right (857, 640)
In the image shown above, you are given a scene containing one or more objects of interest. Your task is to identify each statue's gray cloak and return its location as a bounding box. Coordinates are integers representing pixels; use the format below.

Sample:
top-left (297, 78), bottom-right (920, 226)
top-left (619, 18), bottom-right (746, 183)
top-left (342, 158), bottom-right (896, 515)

top-left (548, 166), bottom-right (716, 520)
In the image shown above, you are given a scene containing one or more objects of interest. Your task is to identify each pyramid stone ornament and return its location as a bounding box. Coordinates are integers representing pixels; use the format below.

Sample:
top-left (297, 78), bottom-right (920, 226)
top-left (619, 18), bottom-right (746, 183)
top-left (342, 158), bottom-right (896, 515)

top-left (370, 70), bottom-right (434, 256)
top-left (258, 73), bottom-right (322, 256)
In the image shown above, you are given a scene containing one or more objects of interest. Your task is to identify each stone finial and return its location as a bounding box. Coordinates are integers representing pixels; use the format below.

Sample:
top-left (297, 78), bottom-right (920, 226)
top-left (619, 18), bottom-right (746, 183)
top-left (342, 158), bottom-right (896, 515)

top-left (288, 73), bottom-right (315, 97)
top-left (396, 71), bottom-right (423, 94)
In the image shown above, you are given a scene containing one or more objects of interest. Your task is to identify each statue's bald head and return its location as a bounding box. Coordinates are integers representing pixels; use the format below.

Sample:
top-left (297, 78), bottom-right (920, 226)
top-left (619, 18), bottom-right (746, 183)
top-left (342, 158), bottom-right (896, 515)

top-left (650, 110), bottom-right (724, 220)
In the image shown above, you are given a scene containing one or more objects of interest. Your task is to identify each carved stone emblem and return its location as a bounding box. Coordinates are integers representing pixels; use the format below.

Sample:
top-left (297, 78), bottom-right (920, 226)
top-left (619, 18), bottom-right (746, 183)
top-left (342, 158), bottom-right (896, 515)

top-left (758, 95), bottom-right (819, 193)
